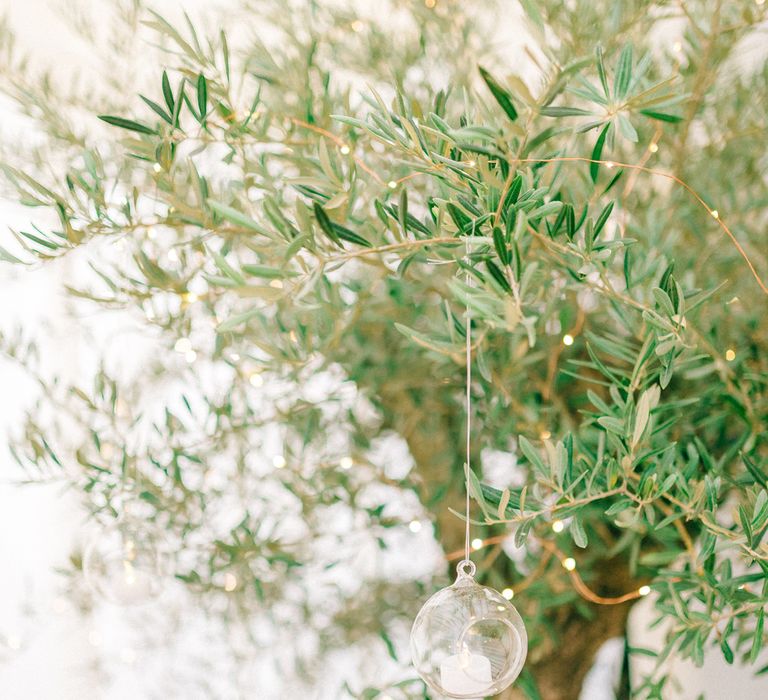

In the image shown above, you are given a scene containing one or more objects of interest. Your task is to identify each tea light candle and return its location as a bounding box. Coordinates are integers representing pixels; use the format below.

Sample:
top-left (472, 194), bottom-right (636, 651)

top-left (440, 649), bottom-right (492, 696)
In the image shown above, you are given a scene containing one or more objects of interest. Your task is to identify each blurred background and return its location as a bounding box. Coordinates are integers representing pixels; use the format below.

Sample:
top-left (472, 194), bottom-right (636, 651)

top-left (0, 2), bottom-right (766, 699)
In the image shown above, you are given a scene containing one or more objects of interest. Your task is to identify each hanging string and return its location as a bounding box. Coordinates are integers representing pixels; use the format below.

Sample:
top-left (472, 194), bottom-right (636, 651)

top-left (461, 234), bottom-right (474, 574)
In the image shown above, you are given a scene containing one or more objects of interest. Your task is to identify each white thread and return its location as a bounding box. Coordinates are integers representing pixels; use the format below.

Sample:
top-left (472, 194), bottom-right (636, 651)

top-left (463, 235), bottom-right (472, 567)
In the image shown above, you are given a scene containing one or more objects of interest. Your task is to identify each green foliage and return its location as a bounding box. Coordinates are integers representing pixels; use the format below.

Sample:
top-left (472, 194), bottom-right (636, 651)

top-left (1, 1), bottom-right (767, 697)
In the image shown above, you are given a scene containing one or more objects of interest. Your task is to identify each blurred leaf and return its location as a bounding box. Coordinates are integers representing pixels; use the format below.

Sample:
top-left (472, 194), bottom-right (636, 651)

top-left (479, 66), bottom-right (518, 121)
top-left (98, 115), bottom-right (156, 135)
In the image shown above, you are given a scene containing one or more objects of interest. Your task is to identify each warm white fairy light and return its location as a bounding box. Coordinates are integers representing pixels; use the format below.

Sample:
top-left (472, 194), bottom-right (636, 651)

top-left (540, 430), bottom-right (552, 440)
top-left (638, 585), bottom-right (651, 596)
top-left (340, 456), bottom-right (353, 470)
top-left (562, 334), bottom-right (574, 346)
top-left (673, 41), bottom-right (683, 53)
top-left (409, 520), bottom-right (422, 533)
top-left (605, 161), bottom-right (615, 169)
top-left (272, 455), bottom-right (286, 469)
top-left (168, 249), bottom-right (180, 262)
top-left (269, 279), bottom-right (284, 289)
top-left (711, 209), bottom-right (719, 219)
top-left (551, 520), bottom-right (565, 533)
top-left (230, 352), bottom-right (241, 361)
top-left (387, 180), bottom-right (398, 189)
top-left (350, 20), bottom-right (365, 32)
top-left (174, 337), bottom-right (192, 353)
top-left (562, 557), bottom-right (576, 571)
top-left (649, 143), bottom-right (659, 153)
top-left (725, 349), bottom-right (736, 362)
top-left (185, 350), bottom-right (197, 363)
top-left (146, 227), bottom-right (157, 239)
top-left (224, 573), bottom-right (238, 592)
top-left (249, 372), bottom-right (264, 387)
top-left (425, 0), bottom-right (437, 7)
top-left (153, 163), bottom-right (162, 173)
top-left (182, 292), bottom-right (199, 303)
top-left (502, 588), bottom-right (514, 600)
top-left (471, 537), bottom-right (483, 551)
top-left (340, 144), bottom-right (351, 155)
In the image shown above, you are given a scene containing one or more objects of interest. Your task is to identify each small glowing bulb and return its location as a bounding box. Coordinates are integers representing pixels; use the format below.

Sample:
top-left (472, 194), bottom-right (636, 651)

top-left (249, 372), bottom-right (264, 387)
top-left (168, 249), bottom-right (180, 262)
top-left (711, 209), bottom-right (719, 219)
top-left (466, 160), bottom-right (476, 167)
top-left (649, 143), bottom-right (659, 153)
top-left (408, 520), bottom-right (422, 533)
top-left (425, 0), bottom-right (437, 7)
top-left (185, 350), bottom-right (197, 363)
top-left (563, 557), bottom-right (576, 571)
top-left (502, 588), bottom-right (514, 600)
top-left (552, 520), bottom-right (565, 533)
top-left (638, 585), bottom-right (651, 596)
top-left (471, 538), bottom-right (483, 551)
top-left (223, 573), bottom-right (238, 592)
top-left (351, 20), bottom-right (365, 32)
top-left (340, 456), bottom-right (353, 470)
top-left (725, 349), bottom-right (736, 362)
top-left (230, 352), bottom-right (241, 362)
top-left (269, 279), bottom-right (283, 289)
top-left (182, 292), bottom-right (199, 303)
top-left (540, 430), bottom-right (552, 440)
top-left (289, 330), bottom-right (298, 343)
top-left (387, 180), bottom-right (398, 189)
top-left (562, 334), bottom-right (574, 346)
top-left (146, 227), bottom-right (157, 240)
top-left (174, 337), bottom-right (192, 353)
top-left (605, 161), bottom-right (615, 169)
top-left (272, 455), bottom-right (286, 469)
top-left (153, 163), bottom-right (162, 173)
top-left (340, 144), bottom-right (351, 155)
top-left (6, 634), bottom-right (21, 650)
top-left (673, 41), bottom-right (683, 53)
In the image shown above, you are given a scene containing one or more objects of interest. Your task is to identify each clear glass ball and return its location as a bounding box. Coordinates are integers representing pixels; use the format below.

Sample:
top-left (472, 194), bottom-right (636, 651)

top-left (83, 518), bottom-right (169, 606)
top-left (410, 561), bottom-right (527, 699)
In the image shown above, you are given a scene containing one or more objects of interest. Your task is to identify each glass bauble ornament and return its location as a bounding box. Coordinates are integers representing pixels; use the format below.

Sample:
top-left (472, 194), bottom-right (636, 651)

top-left (410, 560), bottom-right (527, 699)
top-left (83, 518), bottom-right (169, 606)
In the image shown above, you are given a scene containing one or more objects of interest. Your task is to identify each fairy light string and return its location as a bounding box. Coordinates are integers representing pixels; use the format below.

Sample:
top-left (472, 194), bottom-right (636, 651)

top-left (281, 124), bottom-right (767, 601)
top-left (289, 114), bottom-right (767, 296)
